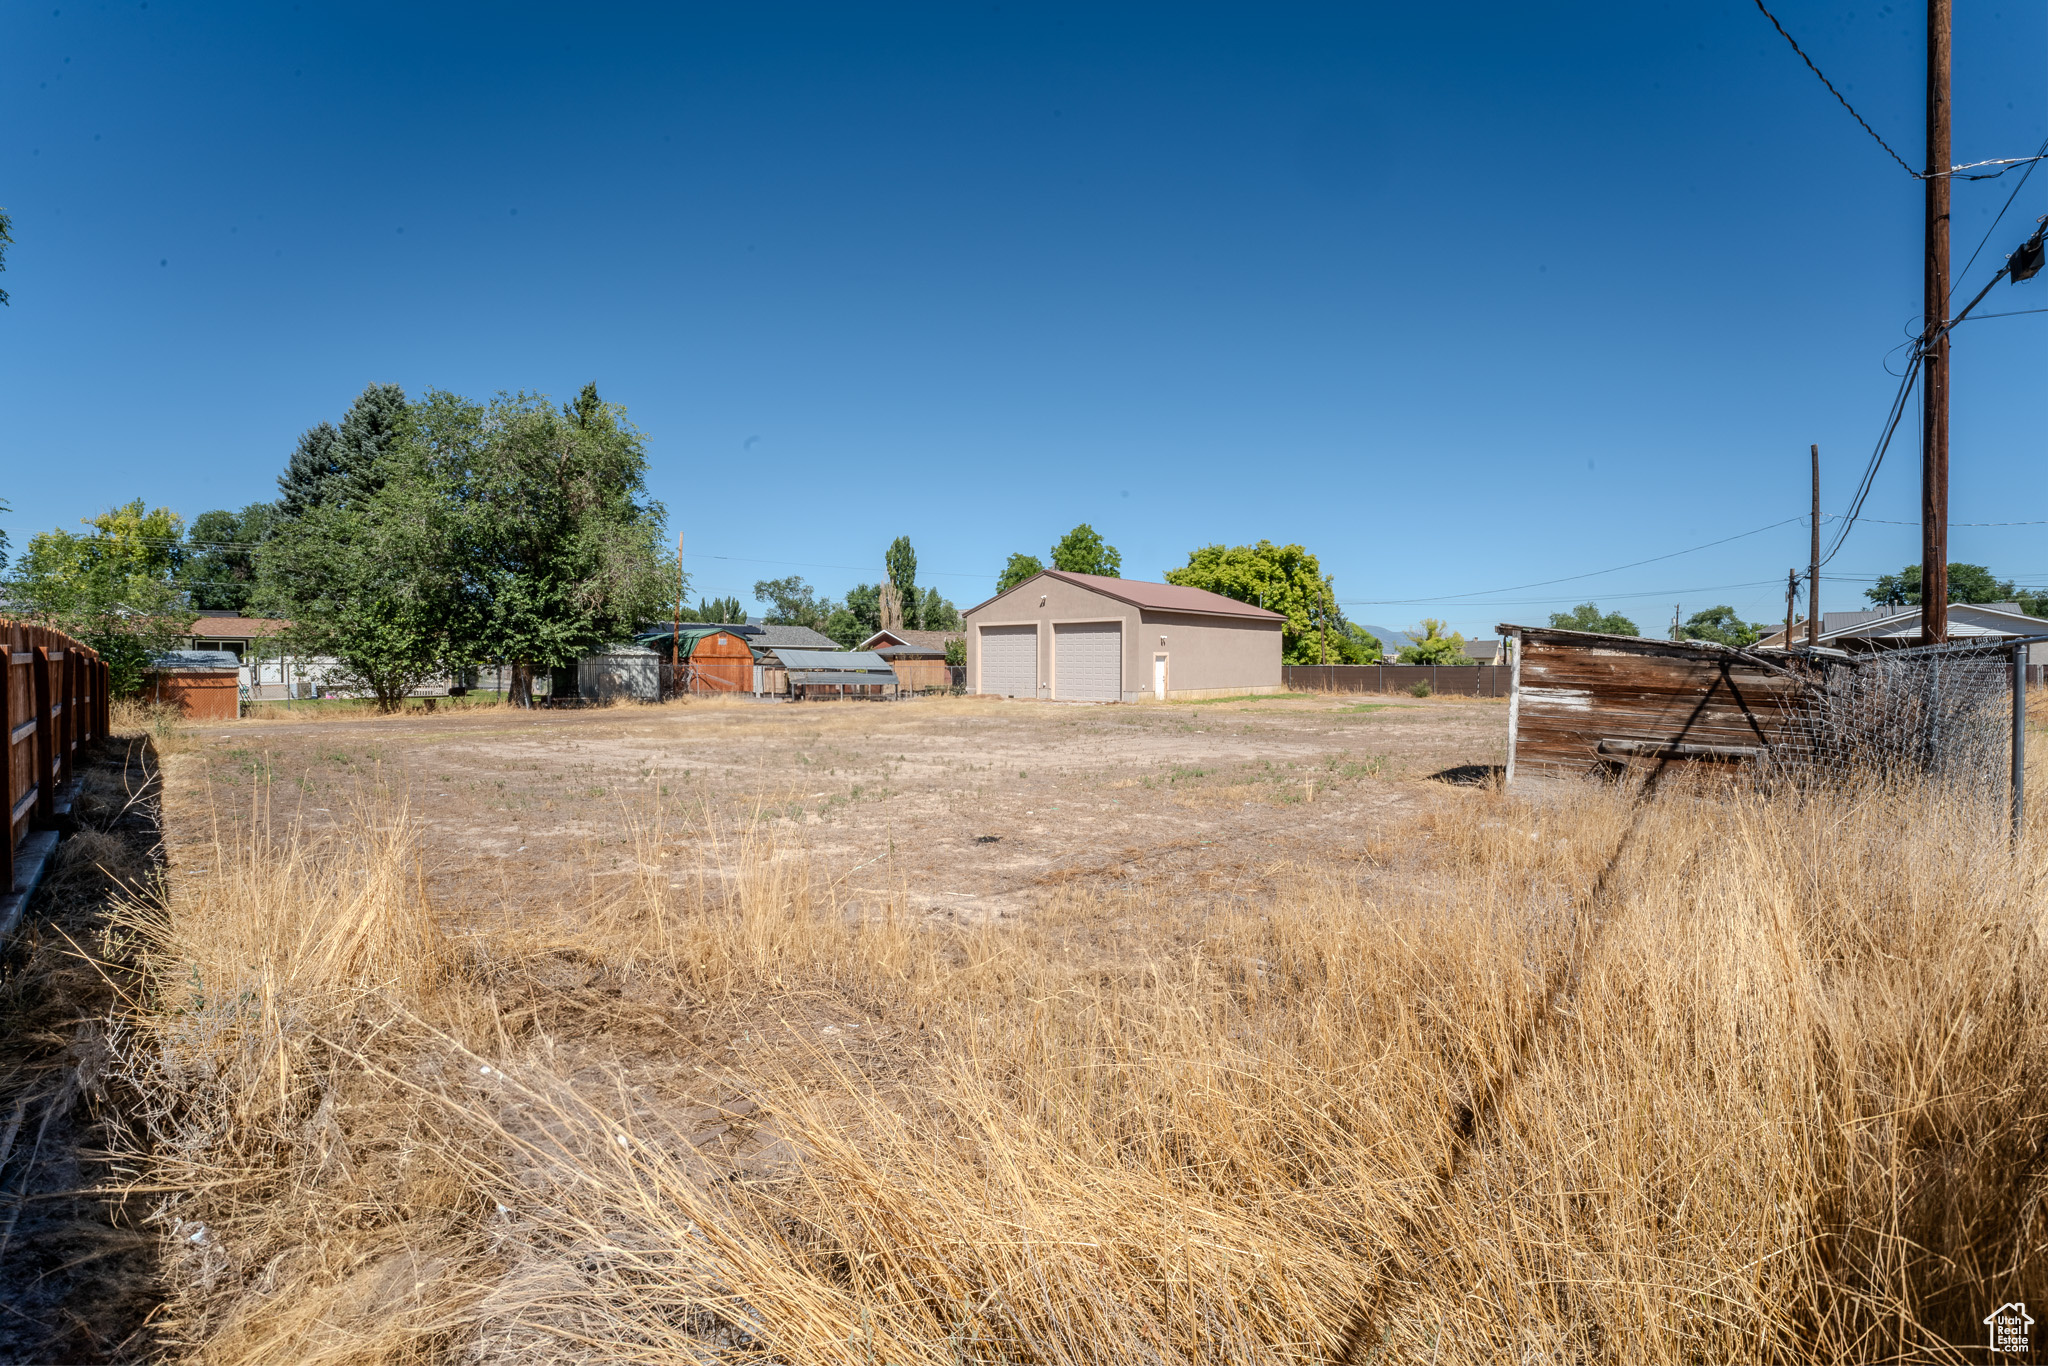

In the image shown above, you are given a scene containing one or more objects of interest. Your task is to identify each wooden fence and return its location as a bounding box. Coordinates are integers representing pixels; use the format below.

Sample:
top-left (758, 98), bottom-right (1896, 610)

top-left (5, 622), bottom-right (108, 900)
top-left (1284, 664), bottom-right (1509, 696)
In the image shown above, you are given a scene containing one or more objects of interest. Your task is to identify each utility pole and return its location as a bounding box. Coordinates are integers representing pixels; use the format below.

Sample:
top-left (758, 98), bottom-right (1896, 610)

top-left (1672, 604), bottom-right (1682, 640)
top-left (1785, 569), bottom-right (1798, 650)
top-left (1808, 444), bottom-right (1822, 647)
top-left (1921, 0), bottom-right (1952, 643)
top-left (672, 530), bottom-right (684, 697)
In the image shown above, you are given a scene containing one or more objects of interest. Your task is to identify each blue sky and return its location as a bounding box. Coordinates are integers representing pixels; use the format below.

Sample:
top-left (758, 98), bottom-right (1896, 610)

top-left (3, 1), bottom-right (2045, 639)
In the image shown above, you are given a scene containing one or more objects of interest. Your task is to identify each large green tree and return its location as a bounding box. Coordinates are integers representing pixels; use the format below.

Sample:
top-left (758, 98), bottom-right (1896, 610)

top-left (441, 384), bottom-right (668, 707)
top-left (752, 575), bottom-right (833, 630)
top-left (1549, 603), bottom-right (1639, 636)
top-left (919, 587), bottom-right (961, 632)
top-left (1676, 605), bottom-right (1764, 648)
top-left (1396, 618), bottom-right (1475, 665)
top-left (277, 383), bottom-right (410, 517)
top-left (996, 553), bottom-right (1043, 594)
top-left (1164, 540), bottom-right (1373, 664)
top-left (261, 419), bottom-right (474, 711)
top-left (1865, 562), bottom-right (2017, 609)
top-left (1049, 524), bottom-right (1121, 577)
top-left (183, 503), bottom-right (281, 611)
top-left (7, 500), bottom-right (195, 695)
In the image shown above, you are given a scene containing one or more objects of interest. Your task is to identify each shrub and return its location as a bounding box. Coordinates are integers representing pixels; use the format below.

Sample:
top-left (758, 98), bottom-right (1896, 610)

top-left (1409, 680), bottom-right (1432, 698)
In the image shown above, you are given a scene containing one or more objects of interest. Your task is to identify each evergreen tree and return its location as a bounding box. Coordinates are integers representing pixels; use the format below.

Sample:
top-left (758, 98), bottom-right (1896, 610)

top-left (277, 422), bottom-right (343, 517)
top-left (277, 383), bottom-right (410, 516)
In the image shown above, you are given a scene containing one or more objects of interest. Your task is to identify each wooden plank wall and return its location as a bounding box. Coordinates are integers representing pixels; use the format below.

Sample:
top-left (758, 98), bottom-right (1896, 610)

top-left (3, 620), bottom-right (108, 893)
top-left (1503, 626), bottom-right (1808, 788)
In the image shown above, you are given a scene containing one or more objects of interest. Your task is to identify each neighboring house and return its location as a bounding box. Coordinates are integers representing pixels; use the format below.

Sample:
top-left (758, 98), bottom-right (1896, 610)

top-left (178, 611), bottom-right (356, 700)
top-left (857, 627), bottom-right (962, 655)
top-left (960, 569), bottom-right (1284, 702)
top-left (183, 610), bottom-right (292, 657)
top-left (1758, 602), bottom-right (2044, 656)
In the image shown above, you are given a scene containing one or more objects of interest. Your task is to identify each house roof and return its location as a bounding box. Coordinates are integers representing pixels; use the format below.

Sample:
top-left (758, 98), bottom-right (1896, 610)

top-left (962, 570), bottom-right (1286, 622)
top-left (744, 624), bottom-right (841, 650)
top-left (186, 615), bottom-right (291, 636)
top-left (150, 649), bottom-right (241, 672)
top-left (858, 627), bottom-right (962, 652)
top-left (1817, 601), bottom-right (2047, 644)
top-left (873, 644), bottom-right (946, 659)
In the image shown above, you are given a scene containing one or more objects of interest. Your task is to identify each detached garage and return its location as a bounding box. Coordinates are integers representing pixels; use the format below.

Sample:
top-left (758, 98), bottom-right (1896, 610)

top-left (961, 570), bottom-right (1284, 702)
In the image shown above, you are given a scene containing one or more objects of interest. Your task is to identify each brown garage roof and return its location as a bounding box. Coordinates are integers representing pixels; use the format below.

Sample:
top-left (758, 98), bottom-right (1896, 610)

top-left (964, 570), bottom-right (1285, 622)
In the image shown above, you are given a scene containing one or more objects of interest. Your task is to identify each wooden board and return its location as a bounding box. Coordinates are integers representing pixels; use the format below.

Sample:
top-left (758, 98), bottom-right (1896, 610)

top-left (1502, 627), bottom-right (1810, 788)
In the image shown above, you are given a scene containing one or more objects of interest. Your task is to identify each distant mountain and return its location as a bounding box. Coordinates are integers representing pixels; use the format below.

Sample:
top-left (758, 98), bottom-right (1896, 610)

top-left (1356, 624), bottom-right (1417, 651)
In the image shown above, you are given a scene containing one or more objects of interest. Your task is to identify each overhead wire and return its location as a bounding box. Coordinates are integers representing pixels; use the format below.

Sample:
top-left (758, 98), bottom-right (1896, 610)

top-left (1750, 0), bottom-right (1919, 177)
top-left (1341, 517), bottom-right (1805, 606)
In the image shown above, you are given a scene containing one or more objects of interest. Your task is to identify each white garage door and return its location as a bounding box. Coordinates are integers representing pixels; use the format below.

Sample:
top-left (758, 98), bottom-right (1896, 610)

top-left (980, 625), bottom-right (1038, 697)
top-left (1054, 622), bottom-right (1122, 701)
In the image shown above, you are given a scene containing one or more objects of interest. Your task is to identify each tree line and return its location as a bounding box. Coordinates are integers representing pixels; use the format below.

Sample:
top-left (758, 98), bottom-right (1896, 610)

top-left (5, 382), bottom-right (669, 708)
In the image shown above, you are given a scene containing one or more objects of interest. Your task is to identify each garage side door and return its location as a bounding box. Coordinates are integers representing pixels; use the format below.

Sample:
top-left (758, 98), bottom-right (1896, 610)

top-left (1054, 622), bottom-right (1122, 701)
top-left (980, 625), bottom-right (1038, 697)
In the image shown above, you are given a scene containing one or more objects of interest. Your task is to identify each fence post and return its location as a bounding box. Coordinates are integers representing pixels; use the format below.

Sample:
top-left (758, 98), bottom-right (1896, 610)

top-left (2014, 641), bottom-right (2027, 847)
top-left (32, 646), bottom-right (54, 829)
top-left (59, 649), bottom-right (75, 783)
top-left (2, 642), bottom-right (13, 895)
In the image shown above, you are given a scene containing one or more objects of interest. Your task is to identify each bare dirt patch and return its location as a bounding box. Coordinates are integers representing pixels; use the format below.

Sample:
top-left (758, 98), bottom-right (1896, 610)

top-left (170, 693), bottom-right (1507, 925)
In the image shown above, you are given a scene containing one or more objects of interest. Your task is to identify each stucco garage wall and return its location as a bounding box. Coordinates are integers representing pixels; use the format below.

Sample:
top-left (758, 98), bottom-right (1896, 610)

top-left (966, 576), bottom-right (1138, 699)
top-left (964, 576), bottom-right (1283, 701)
top-left (1138, 610), bottom-right (1284, 698)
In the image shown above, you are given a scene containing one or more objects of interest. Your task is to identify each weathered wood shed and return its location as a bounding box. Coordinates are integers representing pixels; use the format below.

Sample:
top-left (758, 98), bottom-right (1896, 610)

top-left (146, 650), bottom-right (242, 721)
top-left (1501, 626), bottom-right (1811, 788)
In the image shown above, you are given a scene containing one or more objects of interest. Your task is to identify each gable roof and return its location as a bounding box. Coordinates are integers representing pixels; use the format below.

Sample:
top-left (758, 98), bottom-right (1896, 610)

top-left (962, 570), bottom-right (1286, 622)
top-left (186, 614), bottom-right (292, 637)
top-left (857, 627), bottom-right (962, 652)
top-left (1817, 601), bottom-right (2048, 644)
top-left (745, 623), bottom-right (841, 650)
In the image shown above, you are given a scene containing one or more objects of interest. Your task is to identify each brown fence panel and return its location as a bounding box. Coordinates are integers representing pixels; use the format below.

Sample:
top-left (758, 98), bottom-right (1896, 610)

top-left (1284, 664), bottom-right (1505, 696)
top-left (4, 620), bottom-right (104, 891)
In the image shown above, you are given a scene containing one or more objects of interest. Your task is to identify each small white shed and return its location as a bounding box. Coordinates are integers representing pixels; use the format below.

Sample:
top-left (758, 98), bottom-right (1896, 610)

top-left (578, 644), bottom-right (661, 703)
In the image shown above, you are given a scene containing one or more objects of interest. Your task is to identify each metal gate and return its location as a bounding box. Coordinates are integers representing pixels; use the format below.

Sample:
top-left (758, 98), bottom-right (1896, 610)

top-left (1054, 622), bottom-right (1122, 701)
top-left (980, 625), bottom-right (1038, 697)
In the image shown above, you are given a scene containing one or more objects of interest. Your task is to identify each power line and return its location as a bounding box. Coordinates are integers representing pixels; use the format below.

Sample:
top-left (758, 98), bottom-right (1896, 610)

top-left (1342, 517), bottom-right (1805, 606)
top-left (1818, 350), bottom-right (1921, 567)
top-left (1751, 0), bottom-right (1918, 178)
top-left (1952, 133), bottom-right (2048, 293)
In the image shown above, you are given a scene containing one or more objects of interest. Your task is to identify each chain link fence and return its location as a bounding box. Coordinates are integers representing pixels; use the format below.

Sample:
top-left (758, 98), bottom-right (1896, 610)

top-left (1770, 636), bottom-right (2040, 837)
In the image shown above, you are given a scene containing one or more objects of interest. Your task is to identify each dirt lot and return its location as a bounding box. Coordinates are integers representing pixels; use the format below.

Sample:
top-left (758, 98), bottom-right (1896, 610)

top-left (168, 692), bottom-right (1508, 925)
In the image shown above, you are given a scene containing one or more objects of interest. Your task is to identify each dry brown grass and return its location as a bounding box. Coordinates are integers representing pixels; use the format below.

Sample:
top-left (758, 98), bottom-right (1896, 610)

top-left (112, 768), bottom-right (2048, 1363)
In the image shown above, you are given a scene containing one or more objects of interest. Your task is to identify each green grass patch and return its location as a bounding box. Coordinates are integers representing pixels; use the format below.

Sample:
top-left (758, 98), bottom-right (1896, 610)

top-left (1337, 703), bottom-right (1390, 714)
top-left (1172, 692), bottom-right (1313, 707)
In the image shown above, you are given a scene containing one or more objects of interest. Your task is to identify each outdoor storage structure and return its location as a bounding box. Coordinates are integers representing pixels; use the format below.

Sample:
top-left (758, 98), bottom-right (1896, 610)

top-left (146, 650), bottom-right (242, 721)
top-left (637, 627), bottom-right (756, 693)
top-left (5, 621), bottom-right (108, 933)
top-left (578, 644), bottom-right (661, 704)
top-left (1501, 626), bottom-right (1811, 789)
top-left (777, 649), bottom-right (901, 701)
top-left (875, 644), bottom-right (954, 694)
top-left (960, 569), bottom-right (1285, 702)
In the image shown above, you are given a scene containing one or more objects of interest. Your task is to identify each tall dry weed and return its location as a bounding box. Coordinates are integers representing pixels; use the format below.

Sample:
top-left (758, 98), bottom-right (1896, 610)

top-left (123, 776), bottom-right (2047, 1363)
